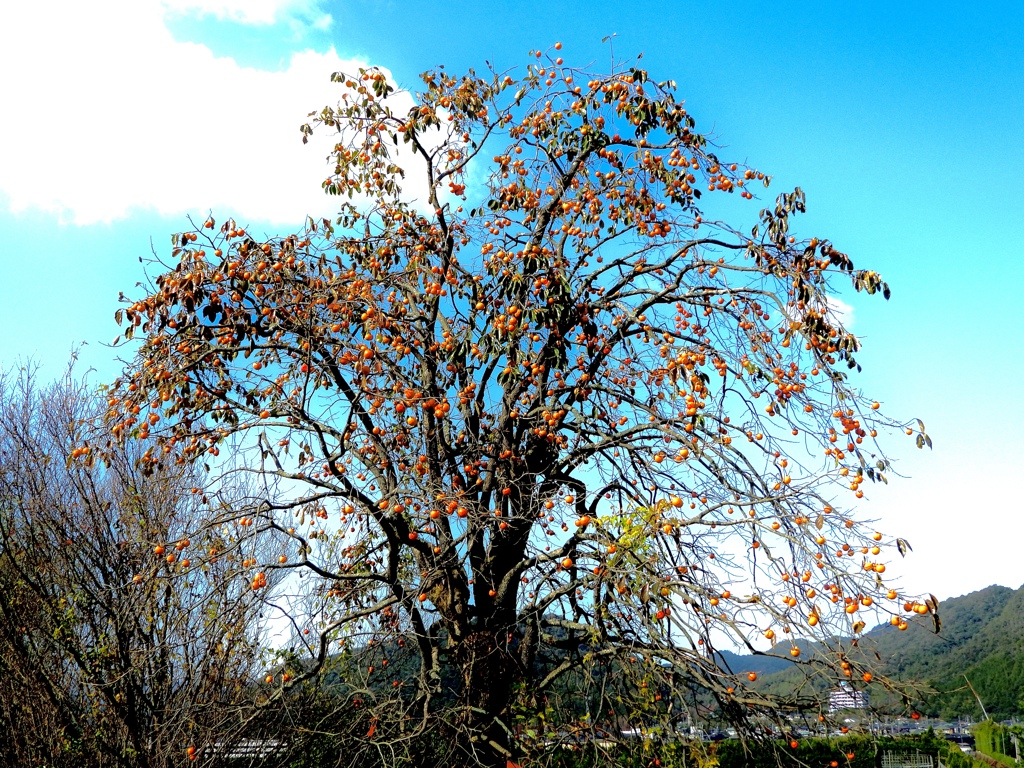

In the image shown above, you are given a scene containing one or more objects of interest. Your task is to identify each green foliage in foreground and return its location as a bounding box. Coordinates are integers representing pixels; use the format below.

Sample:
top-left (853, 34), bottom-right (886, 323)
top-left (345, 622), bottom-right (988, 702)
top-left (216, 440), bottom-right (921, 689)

top-left (275, 732), bottom-right (989, 768)
top-left (541, 734), bottom-right (991, 768)
top-left (942, 746), bottom-right (1000, 768)
top-left (972, 720), bottom-right (1018, 767)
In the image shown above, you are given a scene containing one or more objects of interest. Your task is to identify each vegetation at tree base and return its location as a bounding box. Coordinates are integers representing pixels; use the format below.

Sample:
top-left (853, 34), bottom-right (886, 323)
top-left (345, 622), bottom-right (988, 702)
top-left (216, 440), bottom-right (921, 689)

top-left (101, 46), bottom-right (937, 767)
top-left (282, 732), bottom-right (993, 768)
top-left (715, 733), bottom-right (958, 768)
top-left (459, 734), bottom-right (911, 768)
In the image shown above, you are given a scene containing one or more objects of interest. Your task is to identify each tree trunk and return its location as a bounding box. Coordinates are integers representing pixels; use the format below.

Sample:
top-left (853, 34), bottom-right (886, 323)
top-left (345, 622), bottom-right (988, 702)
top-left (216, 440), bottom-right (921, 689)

top-left (454, 629), bottom-right (521, 768)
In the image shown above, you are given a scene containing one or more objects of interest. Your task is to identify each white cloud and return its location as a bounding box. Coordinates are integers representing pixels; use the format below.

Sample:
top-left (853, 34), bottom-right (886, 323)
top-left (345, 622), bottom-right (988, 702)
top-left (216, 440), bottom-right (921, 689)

top-left (311, 12), bottom-right (334, 30)
top-left (159, 0), bottom-right (321, 26)
top-left (0, 0), bottom-right (418, 226)
top-left (825, 294), bottom-right (855, 329)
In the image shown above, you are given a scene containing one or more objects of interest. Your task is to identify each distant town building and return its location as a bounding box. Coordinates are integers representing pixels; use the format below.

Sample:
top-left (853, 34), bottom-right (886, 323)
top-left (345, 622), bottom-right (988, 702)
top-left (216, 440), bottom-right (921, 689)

top-left (829, 683), bottom-right (869, 712)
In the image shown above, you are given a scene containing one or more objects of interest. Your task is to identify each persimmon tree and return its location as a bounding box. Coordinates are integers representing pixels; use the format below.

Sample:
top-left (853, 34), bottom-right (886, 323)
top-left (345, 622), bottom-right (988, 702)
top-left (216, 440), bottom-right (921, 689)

top-left (108, 47), bottom-right (932, 767)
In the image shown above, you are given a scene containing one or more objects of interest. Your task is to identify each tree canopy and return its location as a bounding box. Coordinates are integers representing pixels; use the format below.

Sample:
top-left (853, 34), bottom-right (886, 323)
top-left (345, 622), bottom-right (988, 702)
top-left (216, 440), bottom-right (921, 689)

top-left (107, 46), bottom-right (932, 767)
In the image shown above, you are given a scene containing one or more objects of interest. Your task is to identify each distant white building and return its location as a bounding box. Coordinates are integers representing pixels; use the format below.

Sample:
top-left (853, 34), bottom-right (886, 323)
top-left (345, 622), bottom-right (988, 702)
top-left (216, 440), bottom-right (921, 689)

top-left (829, 683), bottom-right (868, 712)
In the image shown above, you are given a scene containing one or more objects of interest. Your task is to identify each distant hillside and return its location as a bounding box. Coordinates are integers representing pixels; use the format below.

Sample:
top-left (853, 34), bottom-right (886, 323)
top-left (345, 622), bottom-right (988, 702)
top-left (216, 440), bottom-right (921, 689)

top-left (735, 584), bottom-right (1024, 719)
top-left (867, 583), bottom-right (1024, 719)
top-left (714, 648), bottom-right (800, 678)
top-left (300, 585), bottom-right (1024, 721)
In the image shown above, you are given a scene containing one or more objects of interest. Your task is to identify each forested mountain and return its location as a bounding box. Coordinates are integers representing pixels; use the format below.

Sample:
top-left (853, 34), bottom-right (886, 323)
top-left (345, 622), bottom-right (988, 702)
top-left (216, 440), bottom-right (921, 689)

top-left (868, 584), bottom-right (1024, 719)
top-left (722, 584), bottom-right (1024, 720)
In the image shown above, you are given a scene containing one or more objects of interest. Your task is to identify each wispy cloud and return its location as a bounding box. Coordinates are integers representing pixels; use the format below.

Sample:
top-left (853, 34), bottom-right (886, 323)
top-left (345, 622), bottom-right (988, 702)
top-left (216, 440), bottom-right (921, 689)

top-left (311, 12), bottom-right (334, 31)
top-left (159, 0), bottom-right (324, 26)
top-left (0, 1), bottom-right (413, 226)
top-left (825, 295), bottom-right (855, 329)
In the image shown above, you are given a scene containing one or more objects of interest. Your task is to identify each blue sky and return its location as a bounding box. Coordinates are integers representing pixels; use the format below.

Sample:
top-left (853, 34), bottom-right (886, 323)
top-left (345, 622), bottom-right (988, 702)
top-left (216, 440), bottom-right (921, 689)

top-left (1, 0), bottom-right (1021, 603)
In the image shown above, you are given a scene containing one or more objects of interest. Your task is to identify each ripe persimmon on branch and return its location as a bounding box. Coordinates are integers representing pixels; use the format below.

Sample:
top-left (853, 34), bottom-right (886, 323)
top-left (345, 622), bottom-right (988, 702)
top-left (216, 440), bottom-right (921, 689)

top-left (108, 46), bottom-right (932, 767)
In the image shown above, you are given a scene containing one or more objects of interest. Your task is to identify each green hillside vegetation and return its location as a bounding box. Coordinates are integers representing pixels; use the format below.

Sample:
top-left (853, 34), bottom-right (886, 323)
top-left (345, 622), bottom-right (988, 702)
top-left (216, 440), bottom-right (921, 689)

top-left (714, 649), bottom-right (799, 679)
top-left (869, 585), bottom-right (1024, 719)
top-left (742, 584), bottom-right (1024, 720)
